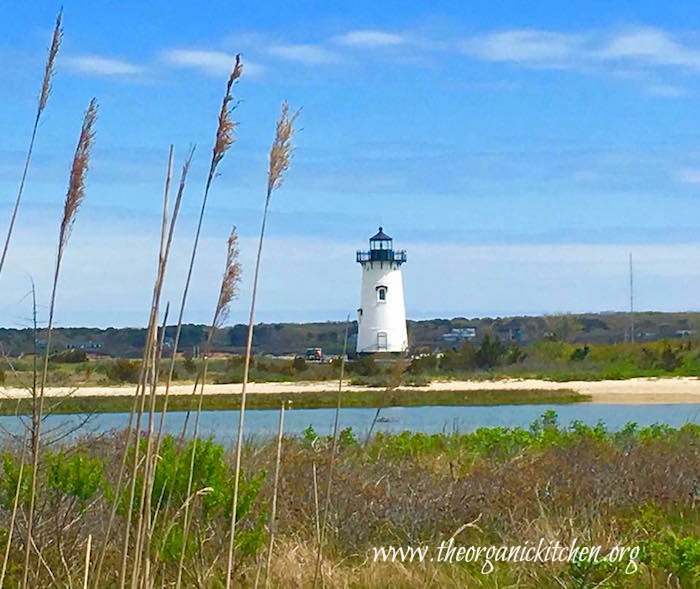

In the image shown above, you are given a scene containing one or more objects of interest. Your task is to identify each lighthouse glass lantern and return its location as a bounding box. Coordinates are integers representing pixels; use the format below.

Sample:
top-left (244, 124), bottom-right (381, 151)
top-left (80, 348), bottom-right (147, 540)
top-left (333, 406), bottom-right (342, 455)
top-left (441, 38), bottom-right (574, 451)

top-left (356, 227), bottom-right (408, 354)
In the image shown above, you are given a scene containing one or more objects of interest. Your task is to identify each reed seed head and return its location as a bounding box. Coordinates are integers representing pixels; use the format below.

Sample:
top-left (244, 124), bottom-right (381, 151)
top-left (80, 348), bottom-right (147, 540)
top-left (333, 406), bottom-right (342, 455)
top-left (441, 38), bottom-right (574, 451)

top-left (39, 10), bottom-right (63, 114)
top-left (267, 101), bottom-right (300, 197)
top-left (213, 226), bottom-right (242, 328)
top-left (211, 54), bottom-right (243, 175)
top-left (60, 98), bottom-right (98, 253)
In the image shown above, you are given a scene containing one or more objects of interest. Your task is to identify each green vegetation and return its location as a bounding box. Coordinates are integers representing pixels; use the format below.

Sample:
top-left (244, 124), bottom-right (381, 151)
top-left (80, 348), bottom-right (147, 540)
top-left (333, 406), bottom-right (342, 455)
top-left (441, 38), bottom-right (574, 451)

top-left (4, 337), bottom-right (700, 392)
top-left (409, 338), bottom-right (700, 382)
top-left (0, 388), bottom-right (585, 415)
top-left (3, 310), bottom-right (700, 358)
top-left (0, 413), bottom-right (697, 587)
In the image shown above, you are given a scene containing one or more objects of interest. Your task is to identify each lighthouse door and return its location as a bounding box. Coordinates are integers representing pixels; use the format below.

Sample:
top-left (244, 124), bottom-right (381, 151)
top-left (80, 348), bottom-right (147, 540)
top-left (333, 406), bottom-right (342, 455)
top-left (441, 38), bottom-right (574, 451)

top-left (377, 331), bottom-right (388, 350)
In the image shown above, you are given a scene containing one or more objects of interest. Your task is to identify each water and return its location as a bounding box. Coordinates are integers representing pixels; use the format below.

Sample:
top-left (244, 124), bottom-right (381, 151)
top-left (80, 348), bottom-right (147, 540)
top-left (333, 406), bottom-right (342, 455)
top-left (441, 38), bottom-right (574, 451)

top-left (3, 403), bottom-right (699, 446)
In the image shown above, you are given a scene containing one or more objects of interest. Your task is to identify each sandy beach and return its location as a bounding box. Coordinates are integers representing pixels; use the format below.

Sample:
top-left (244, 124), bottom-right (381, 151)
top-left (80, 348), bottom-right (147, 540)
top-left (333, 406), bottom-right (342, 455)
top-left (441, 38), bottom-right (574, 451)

top-left (2, 376), bottom-right (700, 404)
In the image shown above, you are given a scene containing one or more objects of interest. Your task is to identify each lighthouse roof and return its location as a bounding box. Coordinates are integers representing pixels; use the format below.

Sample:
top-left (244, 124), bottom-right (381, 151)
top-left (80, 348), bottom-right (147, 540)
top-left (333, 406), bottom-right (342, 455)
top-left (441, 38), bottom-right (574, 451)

top-left (370, 227), bottom-right (392, 241)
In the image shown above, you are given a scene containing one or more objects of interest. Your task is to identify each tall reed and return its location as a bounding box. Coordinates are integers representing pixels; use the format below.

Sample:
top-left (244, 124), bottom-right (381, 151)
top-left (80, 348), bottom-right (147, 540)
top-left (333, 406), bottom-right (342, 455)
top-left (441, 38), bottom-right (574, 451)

top-left (115, 152), bottom-right (171, 589)
top-left (265, 402), bottom-right (286, 588)
top-left (175, 227), bottom-right (241, 589)
top-left (0, 10), bottom-right (62, 279)
top-left (157, 55), bottom-right (243, 434)
top-left (313, 316), bottom-right (351, 587)
top-left (22, 98), bottom-right (97, 589)
top-left (145, 55), bottom-right (243, 584)
top-left (117, 55), bottom-right (241, 588)
top-left (92, 148), bottom-right (193, 589)
top-left (127, 148), bottom-right (176, 589)
top-left (225, 101), bottom-right (299, 588)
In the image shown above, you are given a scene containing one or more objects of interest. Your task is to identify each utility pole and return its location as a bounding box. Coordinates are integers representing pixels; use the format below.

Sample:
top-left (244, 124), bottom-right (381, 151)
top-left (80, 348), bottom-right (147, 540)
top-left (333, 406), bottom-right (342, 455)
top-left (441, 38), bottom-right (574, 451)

top-left (629, 252), bottom-right (635, 343)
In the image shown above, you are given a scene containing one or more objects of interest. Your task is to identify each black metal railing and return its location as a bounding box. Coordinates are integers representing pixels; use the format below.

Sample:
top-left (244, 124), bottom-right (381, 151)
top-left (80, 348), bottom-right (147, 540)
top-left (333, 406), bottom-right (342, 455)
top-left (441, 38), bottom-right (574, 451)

top-left (356, 249), bottom-right (407, 263)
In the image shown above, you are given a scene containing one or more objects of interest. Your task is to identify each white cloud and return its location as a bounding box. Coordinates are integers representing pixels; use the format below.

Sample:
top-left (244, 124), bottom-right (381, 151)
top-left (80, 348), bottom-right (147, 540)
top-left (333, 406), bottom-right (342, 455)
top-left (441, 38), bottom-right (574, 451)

top-left (598, 27), bottom-right (700, 70)
top-left (644, 83), bottom-right (687, 97)
top-left (334, 29), bottom-right (406, 48)
top-left (64, 54), bottom-right (145, 76)
top-left (267, 44), bottom-right (340, 64)
top-left (463, 29), bottom-right (581, 66)
top-left (162, 49), bottom-right (264, 77)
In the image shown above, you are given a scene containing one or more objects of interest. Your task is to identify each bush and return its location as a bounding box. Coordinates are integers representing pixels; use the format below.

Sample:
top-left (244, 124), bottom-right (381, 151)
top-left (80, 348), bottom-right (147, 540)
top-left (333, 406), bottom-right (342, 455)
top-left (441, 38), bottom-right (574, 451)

top-left (45, 451), bottom-right (107, 502)
top-left (50, 348), bottom-right (88, 363)
top-left (182, 354), bottom-right (197, 374)
top-left (569, 345), bottom-right (590, 361)
top-left (407, 354), bottom-right (437, 374)
top-left (475, 335), bottom-right (506, 369)
top-left (292, 356), bottom-right (307, 372)
top-left (348, 356), bottom-right (380, 376)
top-left (658, 345), bottom-right (682, 372)
top-left (107, 358), bottom-right (141, 383)
top-left (440, 344), bottom-right (476, 372)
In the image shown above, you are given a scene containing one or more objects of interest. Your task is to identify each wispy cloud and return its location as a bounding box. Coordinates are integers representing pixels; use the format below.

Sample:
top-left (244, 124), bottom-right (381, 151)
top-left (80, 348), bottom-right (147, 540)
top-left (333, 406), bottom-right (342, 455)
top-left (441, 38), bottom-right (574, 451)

top-left (334, 29), bottom-right (407, 48)
top-left (462, 26), bottom-right (700, 74)
top-left (645, 83), bottom-right (687, 97)
top-left (462, 29), bottom-right (582, 67)
top-left (267, 43), bottom-right (340, 64)
top-left (162, 49), bottom-right (264, 77)
top-left (64, 54), bottom-right (145, 77)
top-left (598, 27), bottom-right (700, 70)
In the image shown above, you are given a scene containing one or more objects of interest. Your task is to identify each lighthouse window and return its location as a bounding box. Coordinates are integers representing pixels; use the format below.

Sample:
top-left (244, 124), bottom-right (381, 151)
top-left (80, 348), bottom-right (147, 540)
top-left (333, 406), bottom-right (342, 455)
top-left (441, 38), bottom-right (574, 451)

top-left (377, 286), bottom-right (387, 302)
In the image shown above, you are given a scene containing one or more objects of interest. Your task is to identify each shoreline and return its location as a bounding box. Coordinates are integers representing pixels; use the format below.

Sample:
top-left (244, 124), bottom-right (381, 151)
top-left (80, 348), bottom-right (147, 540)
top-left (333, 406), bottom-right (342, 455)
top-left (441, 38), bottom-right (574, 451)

top-left (0, 376), bottom-right (699, 412)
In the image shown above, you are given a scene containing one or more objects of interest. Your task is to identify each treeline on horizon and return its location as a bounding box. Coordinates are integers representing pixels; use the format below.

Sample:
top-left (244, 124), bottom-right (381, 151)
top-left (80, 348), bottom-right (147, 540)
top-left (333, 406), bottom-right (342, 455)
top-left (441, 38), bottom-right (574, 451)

top-left (1, 310), bottom-right (699, 357)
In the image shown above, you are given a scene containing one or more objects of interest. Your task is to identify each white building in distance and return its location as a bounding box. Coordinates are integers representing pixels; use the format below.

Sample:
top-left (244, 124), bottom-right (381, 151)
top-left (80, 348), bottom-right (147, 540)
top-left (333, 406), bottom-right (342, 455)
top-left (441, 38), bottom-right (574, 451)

top-left (356, 227), bottom-right (408, 354)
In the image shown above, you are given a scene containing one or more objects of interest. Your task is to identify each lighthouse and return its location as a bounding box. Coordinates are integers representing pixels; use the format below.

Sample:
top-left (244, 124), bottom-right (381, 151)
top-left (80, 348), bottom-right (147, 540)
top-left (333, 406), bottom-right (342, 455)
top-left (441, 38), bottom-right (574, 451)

top-left (356, 227), bottom-right (408, 354)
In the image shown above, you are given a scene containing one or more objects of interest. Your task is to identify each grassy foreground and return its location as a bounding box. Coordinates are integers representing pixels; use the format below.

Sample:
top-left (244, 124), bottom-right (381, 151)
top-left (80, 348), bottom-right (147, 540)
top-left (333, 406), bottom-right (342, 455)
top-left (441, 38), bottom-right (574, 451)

top-left (0, 411), bottom-right (697, 587)
top-left (0, 388), bottom-right (585, 415)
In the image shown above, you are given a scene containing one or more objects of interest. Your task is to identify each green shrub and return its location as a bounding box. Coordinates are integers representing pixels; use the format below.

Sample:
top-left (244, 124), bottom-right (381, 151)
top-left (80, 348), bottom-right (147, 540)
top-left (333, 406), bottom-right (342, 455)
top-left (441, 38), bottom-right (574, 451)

top-left (407, 354), bottom-right (437, 374)
top-left (348, 356), bottom-right (380, 376)
top-left (107, 358), bottom-right (141, 383)
top-left (475, 335), bottom-right (506, 369)
top-left (45, 450), bottom-right (107, 503)
top-left (440, 344), bottom-right (476, 372)
top-left (182, 354), bottom-right (197, 374)
top-left (0, 452), bottom-right (31, 509)
top-left (658, 345), bottom-right (682, 372)
top-left (49, 348), bottom-right (88, 363)
top-left (570, 345), bottom-right (590, 361)
top-left (639, 529), bottom-right (700, 586)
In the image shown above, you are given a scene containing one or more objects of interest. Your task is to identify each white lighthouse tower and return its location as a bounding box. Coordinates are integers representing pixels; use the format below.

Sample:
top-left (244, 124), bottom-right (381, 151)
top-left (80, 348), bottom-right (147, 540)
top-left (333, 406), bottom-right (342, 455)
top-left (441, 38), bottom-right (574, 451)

top-left (356, 227), bottom-right (408, 354)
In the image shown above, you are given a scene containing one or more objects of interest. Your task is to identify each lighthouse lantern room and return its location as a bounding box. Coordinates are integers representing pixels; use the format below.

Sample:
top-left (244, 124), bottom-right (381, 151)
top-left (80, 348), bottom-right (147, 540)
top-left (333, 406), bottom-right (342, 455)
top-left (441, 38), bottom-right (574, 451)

top-left (356, 227), bottom-right (408, 354)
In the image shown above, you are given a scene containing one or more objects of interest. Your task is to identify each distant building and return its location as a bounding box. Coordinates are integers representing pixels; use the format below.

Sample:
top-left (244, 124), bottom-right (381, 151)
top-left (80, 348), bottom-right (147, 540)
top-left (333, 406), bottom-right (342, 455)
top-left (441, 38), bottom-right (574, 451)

top-left (496, 326), bottom-right (524, 342)
top-left (65, 342), bottom-right (102, 350)
top-left (440, 327), bottom-right (477, 343)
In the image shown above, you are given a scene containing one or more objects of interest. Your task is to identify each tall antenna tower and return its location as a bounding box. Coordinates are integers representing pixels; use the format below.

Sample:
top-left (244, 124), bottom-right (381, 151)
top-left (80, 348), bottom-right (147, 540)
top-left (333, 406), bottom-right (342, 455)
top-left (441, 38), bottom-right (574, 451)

top-left (629, 252), bottom-right (635, 343)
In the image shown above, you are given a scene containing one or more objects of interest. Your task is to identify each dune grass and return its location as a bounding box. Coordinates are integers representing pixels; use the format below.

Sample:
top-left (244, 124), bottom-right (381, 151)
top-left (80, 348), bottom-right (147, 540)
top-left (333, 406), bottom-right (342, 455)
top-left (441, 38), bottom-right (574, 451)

top-left (0, 388), bottom-right (585, 415)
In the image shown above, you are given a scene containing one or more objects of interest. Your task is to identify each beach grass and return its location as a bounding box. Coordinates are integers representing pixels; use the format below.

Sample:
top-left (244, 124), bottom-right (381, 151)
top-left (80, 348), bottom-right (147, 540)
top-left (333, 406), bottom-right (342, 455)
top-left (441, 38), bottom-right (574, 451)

top-left (0, 388), bottom-right (585, 415)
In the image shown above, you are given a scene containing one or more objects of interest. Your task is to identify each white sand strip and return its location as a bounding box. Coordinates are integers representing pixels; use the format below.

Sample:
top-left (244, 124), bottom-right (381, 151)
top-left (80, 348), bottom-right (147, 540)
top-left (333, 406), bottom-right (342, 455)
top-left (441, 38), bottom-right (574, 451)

top-left (1, 376), bottom-right (700, 404)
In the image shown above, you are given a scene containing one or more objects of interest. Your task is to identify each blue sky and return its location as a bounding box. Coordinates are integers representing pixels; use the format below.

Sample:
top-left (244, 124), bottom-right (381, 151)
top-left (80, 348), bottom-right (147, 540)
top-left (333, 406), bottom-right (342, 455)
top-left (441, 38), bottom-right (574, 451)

top-left (2, 0), bottom-right (700, 327)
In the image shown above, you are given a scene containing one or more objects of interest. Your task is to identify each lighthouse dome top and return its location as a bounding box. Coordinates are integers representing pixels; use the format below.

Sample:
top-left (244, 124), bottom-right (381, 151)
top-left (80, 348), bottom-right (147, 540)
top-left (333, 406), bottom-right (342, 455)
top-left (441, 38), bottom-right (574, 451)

top-left (370, 226), bottom-right (392, 241)
top-left (357, 226), bottom-right (407, 264)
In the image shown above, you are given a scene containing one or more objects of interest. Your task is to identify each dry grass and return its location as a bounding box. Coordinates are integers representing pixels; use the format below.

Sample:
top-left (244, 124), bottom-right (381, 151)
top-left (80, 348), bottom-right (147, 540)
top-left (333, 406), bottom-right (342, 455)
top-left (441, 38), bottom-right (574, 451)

top-left (23, 97), bottom-right (97, 589)
top-left (176, 227), bottom-right (242, 588)
top-left (0, 422), bottom-right (696, 587)
top-left (226, 100), bottom-right (300, 586)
